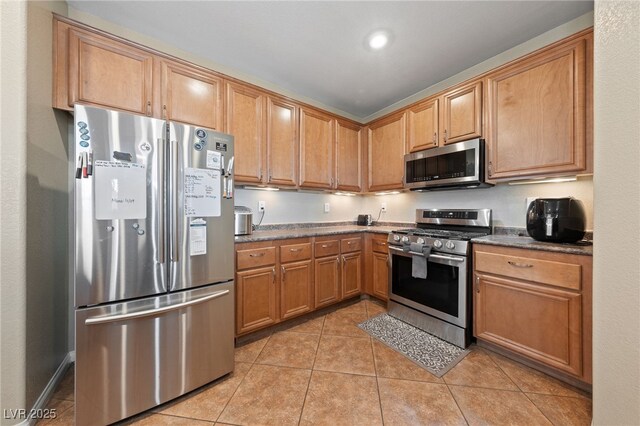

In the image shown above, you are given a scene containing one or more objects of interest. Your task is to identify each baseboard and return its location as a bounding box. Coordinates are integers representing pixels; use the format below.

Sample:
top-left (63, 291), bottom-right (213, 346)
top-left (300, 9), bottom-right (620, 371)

top-left (16, 351), bottom-right (74, 426)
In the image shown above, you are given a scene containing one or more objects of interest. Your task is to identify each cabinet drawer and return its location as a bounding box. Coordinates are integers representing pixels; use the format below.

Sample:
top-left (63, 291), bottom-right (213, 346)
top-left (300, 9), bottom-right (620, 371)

top-left (372, 238), bottom-right (389, 254)
top-left (315, 240), bottom-right (340, 257)
top-left (280, 242), bottom-right (312, 263)
top-left (475, 251), bottom-right (581, 290)
top-left (236, 247), bottom-right (276, 270)
top-left (341, 237), bottom-right (362, 253)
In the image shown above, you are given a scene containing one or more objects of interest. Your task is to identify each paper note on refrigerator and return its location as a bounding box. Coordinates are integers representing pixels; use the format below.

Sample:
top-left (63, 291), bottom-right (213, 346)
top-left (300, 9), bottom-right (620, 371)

top-left (184, 167), bottom-right (221, 217)
top-left (189, 219), bottom-right (207, 256)
top-left (94, 161), bottom-right (147, 220)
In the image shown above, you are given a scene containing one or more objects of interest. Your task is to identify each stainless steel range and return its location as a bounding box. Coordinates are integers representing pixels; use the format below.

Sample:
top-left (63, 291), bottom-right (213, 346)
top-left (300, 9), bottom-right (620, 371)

top-left (387, 209), bottom-right (492, 348)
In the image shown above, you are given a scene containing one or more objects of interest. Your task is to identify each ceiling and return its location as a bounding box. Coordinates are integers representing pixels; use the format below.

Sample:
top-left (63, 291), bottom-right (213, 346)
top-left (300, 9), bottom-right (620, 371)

top-left (67, 1), bottom-right (593, 120)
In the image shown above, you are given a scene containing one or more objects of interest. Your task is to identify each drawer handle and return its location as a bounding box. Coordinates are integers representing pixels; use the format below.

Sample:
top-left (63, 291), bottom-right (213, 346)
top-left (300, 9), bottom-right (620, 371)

top-left (376, 242), bottom-right (386, 246)
top-left (508, 261), bottom-right (533, 268)
top-left (289, 248), bottom-right (302, 252)
top-left (321, 244), bottom-right (329, 248)
top-left (347, 241), bottom-right (352, 245)
top-left (249, 253), bottom-right (266, 257)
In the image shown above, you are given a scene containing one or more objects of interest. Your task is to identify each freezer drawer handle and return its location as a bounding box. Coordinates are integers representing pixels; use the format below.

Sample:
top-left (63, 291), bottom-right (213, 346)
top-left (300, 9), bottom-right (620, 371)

top-left (84, 290), bottom-right (230, 325)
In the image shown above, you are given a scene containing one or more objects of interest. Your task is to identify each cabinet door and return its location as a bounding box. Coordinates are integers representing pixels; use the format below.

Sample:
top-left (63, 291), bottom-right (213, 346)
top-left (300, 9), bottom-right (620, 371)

top-left (474, 274), bottom-right (582, 377)
top-left (161, 59), bottom-right (223, 129)
top-left (236, 266), bottom-right (277, 335)
top-left (226, 82), bottom-right (265, 183)
top-left (372, 252), bottom-right (389, 300)
top-left (68, 28), bottom-right (153, 115)
top-left (336, 121), bottom-right (362, 191)
top-left (314, 256), bottom-right (340, 308)
top-left (280, 260), bottom-right (313, 320)
top-left (341, 252), bottom-right (362, 299)
top-left (300, 108), bottom-right (335, 189)
top-left (407, 98), bottom-right (439, 152)
top-left (442, 81), bottom-right (482, 145)
top-left (266, 97), bottom-right (298, 186)
top-left (368, 112), bottom-right (406, 191)
top-left (486, 38), bottom-right (588, 179)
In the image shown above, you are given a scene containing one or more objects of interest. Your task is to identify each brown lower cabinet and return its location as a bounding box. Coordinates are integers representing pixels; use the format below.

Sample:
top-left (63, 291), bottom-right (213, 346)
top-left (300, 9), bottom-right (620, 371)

top-left (473, 244), bottom-right (592, 384)
top-left (369, 235), bottom-right (390, 301)
top-left (235, 234), bottom-right (365, 336)
top-left (280, 260), bottom-right (313, 320)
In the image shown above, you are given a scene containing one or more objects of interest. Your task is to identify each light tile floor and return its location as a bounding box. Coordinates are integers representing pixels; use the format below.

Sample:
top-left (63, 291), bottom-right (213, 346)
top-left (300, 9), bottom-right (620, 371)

top-left (41, 299), bottom-right (592, 425)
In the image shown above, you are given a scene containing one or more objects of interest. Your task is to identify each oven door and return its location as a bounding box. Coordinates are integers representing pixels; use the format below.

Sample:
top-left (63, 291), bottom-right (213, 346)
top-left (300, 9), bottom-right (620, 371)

top-left (388, 245), bottom-right (467, 327)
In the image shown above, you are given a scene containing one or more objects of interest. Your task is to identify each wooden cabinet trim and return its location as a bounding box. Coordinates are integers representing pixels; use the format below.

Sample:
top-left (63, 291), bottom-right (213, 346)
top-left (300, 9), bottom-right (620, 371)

top-left (486, 37), bottom-right (588, 179)
top-left (266, 96), bottom-right (299, 186)
top-left (336, 120), bottom-right (363, 191)
top-left (367, 111), bottom-right (406, 192)
top-left (236, 246), bottom-right (277, 270)
top-left (299, 107), bottom-right (335, 189)
top-left (280, 242), bottom-right (312, 263)
top-left (407, 97), bottom-right (439, 152)
top-left (225, 81), bottom-right (265, 183)
top-left (442, 80), bottom-right (482, 145)
top-left (475, 273), bottom-right (582, 376)
top-left (67, 28), bottom-right (154, 115)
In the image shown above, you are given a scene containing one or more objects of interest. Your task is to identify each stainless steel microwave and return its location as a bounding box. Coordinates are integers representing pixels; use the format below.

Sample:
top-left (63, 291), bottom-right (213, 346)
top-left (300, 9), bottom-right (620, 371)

top-left (403, 138), bottom-right (493, 191)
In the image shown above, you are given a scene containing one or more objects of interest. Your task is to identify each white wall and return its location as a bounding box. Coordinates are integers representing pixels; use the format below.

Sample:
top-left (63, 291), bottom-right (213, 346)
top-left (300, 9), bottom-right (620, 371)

top-left (592, 1), bottom-right (640, 424)
top-left (236, 178), bottom-right (593, 229)
top-left (0, 1), bottom-right (69, 423)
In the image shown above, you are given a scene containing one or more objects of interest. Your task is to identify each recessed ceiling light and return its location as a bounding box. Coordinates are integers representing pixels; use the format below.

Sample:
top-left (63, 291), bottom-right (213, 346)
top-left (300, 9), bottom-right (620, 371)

top-left (366, 30), bottom-right (392, 51)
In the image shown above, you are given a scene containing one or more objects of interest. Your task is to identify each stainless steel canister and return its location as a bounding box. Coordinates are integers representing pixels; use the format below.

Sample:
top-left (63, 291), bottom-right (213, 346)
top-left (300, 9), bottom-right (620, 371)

top-left (234, 206), bottom-right (253, 236)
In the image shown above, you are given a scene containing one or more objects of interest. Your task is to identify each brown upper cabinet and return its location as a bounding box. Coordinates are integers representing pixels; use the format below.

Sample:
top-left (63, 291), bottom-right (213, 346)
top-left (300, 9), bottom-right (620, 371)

top-left (407, 97), bottom-right (439, 152)
top-left (486, 34), bottom-right (591, 180)
top-left (266, 97), bottom-right (298, 186)
top-left (160, 59), bottom-right (223, 129)
top-left (336, 120), bottom-right (363, 191)
top-left (225, 82), bottom-right (265, 183)
top-left (368, 112), bottom-right (406, 191)
top-left (299, 107), bottom-right (335, 189)
top-left (442, 80), bottom-right (483, 145)
top-left (63, 25), bottom-right (154, 115)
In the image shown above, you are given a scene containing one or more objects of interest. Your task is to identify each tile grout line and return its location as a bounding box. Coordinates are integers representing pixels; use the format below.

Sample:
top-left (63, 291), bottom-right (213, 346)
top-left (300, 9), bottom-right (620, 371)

top-left (297, 314), bottom-right (327, 425)
top-left (213, 364), bottom-right (253, 424)
top-left (370, 336), bottom-right (386, 426)
top-left (443, 383), bottom-right (471, 426)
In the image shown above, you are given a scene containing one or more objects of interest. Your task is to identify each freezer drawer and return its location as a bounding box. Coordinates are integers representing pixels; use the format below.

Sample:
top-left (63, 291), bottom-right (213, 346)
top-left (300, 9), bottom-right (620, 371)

top-left (75, 282), bottom-right (234, 426)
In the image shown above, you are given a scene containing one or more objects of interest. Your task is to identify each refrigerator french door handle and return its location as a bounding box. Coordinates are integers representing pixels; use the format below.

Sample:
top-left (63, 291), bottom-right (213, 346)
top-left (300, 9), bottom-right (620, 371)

top-left (157, 138), bottom-right (165, 265)
top-left (170, 138), bottom-right (179, 262)
top-left (84, 289), bottom-right (230, 325)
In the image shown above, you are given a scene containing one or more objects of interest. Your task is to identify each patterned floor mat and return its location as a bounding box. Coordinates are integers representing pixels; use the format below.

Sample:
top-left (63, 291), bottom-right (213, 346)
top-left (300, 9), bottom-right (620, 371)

top-left (358, 313), bottom-right (469, 377)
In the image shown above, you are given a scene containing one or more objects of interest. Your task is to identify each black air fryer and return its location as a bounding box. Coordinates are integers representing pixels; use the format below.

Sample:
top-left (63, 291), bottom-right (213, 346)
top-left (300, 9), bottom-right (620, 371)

top-left (526, 197), bottom-right (586, 243)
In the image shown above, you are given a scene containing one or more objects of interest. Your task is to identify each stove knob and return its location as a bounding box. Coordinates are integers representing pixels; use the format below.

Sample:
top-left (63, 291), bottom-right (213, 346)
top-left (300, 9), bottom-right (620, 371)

top-left (393, 235), bottom-right (400, 242)
top-left (446, 241), bottom-right (456, 250)
top-left (433, 240), bottom-right (443, 249)
top-left (417, 238), bottom-right (425, 244)
top-left (401, 236), bottom-right (409, 243)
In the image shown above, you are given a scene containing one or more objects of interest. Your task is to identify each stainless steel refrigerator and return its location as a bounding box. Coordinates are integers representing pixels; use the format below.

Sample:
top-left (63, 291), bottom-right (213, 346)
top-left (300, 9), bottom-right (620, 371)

top-left (72, 105), bottom-right (235, 425)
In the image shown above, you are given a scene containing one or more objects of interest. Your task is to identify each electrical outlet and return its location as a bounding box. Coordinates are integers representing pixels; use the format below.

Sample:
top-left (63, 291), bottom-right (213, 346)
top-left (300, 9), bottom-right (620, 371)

top-left (381, 202), bottom-right (387, 212)
top-left (324, 202), bottom-right (330, 213)
top-left (258, 201), bottom-right (266, 212)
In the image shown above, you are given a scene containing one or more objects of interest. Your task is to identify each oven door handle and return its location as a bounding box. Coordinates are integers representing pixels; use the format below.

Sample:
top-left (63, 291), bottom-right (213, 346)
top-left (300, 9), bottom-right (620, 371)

top-left (388, 245), bottom-right (465, 263)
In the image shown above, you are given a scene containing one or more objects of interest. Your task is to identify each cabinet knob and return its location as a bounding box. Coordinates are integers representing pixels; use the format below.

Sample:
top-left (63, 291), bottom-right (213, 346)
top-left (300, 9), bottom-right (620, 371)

top-left (488, 161), bottom-right (493, 176)
top-left (433, 132), bottom-right (437, 144)
top-left (162, 105), bottom-right (167, 119)
top-left (146, 101), bottom-right (151, 116)
top-left (443, 129), bottom-right (448, 142)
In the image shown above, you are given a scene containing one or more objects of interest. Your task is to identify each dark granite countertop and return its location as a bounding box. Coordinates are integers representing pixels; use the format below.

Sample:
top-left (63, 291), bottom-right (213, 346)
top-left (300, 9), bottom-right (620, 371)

top-left (234, 225), bottom-right (407, 243)
top-left (471, 235), bottom-right (593, 256)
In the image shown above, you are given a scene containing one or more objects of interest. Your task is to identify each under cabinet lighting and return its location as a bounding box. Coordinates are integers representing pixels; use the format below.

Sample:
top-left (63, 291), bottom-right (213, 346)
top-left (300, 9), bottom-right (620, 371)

top-left (507, 177), bottom-right (577, 186)
top-left (375, 191), bottom-right (401, 196)
top-left (243, 186), bottom-right (280, 191)
top-left (334, 192), bottom-right (357, 197)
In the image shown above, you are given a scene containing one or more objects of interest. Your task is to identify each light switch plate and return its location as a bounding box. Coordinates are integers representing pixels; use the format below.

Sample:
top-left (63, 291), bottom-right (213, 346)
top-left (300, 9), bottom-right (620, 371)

top-left (324, 203), bottom-right (330, 213)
